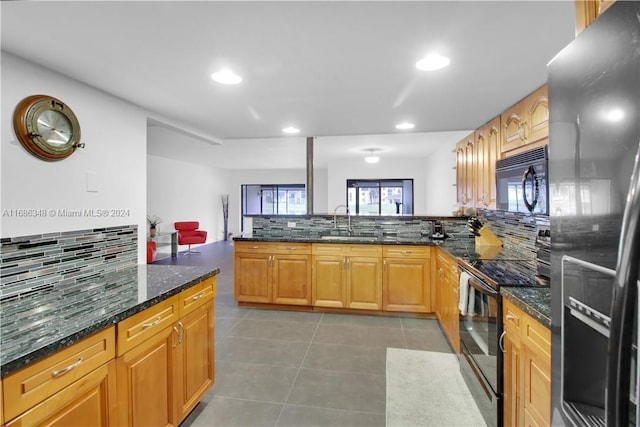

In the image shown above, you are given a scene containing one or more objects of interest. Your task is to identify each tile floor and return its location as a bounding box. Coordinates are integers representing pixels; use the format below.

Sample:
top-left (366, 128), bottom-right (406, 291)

top-left (162, 242), bottom-right (457, 427)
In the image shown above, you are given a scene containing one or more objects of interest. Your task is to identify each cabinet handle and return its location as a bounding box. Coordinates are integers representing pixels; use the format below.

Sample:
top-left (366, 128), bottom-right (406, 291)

top-left (383, 259), bottom-right (387, 271)
top-left (499, 331), bottom-right (507, 353)
top-left (249, 246), bottom-right (260, 249)
top-left (343, 257), bottom-right (347, 270)
top-left (51, 357), bottom-right (83, 378)
top-left (287, 247), bottom-right (298, 250)
top-left (142, 316), bottom-right (162, 330)
top-left (191, 291), bottom-right (206, 301)
top-left (506, 314), bottom-right (515, 321)
top-left (178, 321), bottom-right (184, 344)
top-left (518, 120), bottom-right (528, 141)
top-left (346, 258), bottom-right (350, 269)
top-left (172, 325), bottom-right (180, 348)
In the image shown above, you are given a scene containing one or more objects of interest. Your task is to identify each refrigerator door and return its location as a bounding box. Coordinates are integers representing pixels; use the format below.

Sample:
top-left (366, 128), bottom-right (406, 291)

top-left (548, 1), bottom-right (640, 425)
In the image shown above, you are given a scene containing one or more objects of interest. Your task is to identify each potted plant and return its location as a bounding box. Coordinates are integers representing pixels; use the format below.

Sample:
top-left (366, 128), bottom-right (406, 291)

top-left (147, 214), bottom-right (162, 237)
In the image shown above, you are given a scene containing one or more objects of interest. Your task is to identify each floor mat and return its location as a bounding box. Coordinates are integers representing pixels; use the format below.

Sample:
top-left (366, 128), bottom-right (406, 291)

top-left (386, 348), bottom-right (487, 427)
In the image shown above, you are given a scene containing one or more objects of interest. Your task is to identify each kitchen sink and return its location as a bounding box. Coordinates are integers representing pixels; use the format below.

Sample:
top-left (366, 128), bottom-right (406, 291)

top-left (319, 235), bottom-right (378, 242)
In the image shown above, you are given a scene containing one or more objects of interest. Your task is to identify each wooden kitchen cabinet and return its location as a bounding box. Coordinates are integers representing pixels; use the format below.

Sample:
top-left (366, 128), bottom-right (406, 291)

top-left (117, 278), bottom-right (216, 426)
top-left (382, 246), bottom-right (432, 313)
top-left (455, 132), bottom-right (476, 207)
top-left (3, 327), bottom-right (117, 427)
top-left (234, 241), bottom-right (311, 305)
top-left (502, 298), bottom-right (551, 427)
top-left (574, 0), bottom-right (616, 35)
top-left (435, 248), bottom-right (460, 354)
top-left (501, 85), bottom-right (548, 157)
top-left (312, 243), bottom-right (383, 311)
top-left (474, 116), bottom-right (501, 209)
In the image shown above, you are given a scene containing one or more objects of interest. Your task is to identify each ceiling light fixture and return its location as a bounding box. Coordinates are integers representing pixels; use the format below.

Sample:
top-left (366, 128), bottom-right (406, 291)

top-left (282, 126), bottom-right (300, 134)
top-left (211, 69), bottom-right (242, 85)
top-left (364, 149), bottom-right (380, 164)
top-left (605, 108), bottom-right (624, 122)
top-left (415, 53), bottom-right (450, 71)
top-left (395, 122), bottom-right (415, 130)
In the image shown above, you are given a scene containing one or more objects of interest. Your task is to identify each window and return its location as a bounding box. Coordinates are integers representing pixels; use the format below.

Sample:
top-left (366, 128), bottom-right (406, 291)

top-left (346, 179), bottom-right (413, 215)
top-left (241, 184), bottom-right (307, 216)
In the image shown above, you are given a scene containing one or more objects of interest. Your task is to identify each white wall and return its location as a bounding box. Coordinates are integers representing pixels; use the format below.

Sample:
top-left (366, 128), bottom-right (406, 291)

top-left (424, 138), bottom-right (459, 215)
top-left (1, 52), bottom-right (147, 262)
top-left (146, 154), bottom-right (230, 248)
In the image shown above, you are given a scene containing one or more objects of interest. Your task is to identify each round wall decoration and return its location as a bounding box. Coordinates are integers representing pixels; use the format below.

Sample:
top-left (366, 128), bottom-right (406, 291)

top-left (13, 94), bottom-right (83, 161)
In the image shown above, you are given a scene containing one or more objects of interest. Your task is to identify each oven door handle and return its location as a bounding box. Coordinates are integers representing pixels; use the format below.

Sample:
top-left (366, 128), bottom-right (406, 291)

top-left (468, 275), bottom-right (498, 297)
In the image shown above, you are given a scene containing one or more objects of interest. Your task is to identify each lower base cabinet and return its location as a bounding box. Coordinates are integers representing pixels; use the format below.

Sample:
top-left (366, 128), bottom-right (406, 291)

top-left (2, 278), bottom-right (216, 427)
top-left (503, 298), bottom-right (551, 427)
top-left (6, 360), bottom-right (118, 427)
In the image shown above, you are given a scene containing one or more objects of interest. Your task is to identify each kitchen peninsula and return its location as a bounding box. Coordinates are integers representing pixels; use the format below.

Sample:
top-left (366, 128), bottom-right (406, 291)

top-left (0, 263), bottom-right (220, 426)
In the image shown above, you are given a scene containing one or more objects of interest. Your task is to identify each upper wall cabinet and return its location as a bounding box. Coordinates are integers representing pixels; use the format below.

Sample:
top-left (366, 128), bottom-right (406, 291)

top-left (475, 116), bottom-right (500, 209)
top-left (500, 85), bottom-right (548, 157)
top-left (574, 0), bottom-right (616, 35)
top-left (455, 132), bottom-right (476, 207)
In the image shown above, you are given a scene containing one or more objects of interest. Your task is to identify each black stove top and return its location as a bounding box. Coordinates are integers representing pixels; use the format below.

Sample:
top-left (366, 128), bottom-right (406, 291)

top-left (458, 257), bottom-right (548, 289)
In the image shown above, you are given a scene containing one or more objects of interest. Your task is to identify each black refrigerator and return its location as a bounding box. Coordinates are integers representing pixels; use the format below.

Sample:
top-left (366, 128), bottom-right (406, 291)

top-left (548, 2), bottom-right (640, 426)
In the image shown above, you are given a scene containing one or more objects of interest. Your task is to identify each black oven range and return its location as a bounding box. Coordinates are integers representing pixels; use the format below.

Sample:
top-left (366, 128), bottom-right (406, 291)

top-left (457, 257), bottom-right (548, 427)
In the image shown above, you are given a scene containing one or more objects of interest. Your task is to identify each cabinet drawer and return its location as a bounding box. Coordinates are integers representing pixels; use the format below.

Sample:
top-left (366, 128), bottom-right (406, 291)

top-left (312, 243), bottom-right (348, 255)
top-left (180, 277), bottom-right (217, 317)
top-left (503, 302), bottom-right (522, 334)
top-left (116, 295), bottom-right (180, 356)
top-left (268, 242), bottom-right (311, 254)
top-left (3, 327), bottom-right (115, 421)
top-left (345, 244), bottom-right (382, 257)
top-left (234, 241), bottom-right (274, 253)
top-left (383, 245), bottom-right (431, 259)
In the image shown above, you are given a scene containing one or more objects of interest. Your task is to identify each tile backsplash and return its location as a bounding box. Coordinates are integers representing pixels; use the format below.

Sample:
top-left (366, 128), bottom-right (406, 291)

top-left (247, 215), bottom-right (471, 239)
top-left (1, 225), bottom-right (137, 300)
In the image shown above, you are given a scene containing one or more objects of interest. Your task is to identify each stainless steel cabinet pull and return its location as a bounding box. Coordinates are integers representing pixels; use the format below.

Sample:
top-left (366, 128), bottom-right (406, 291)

top-left (506, 314), bottom-right (515, 321)
top-left (250, 246), bottom-right (260, 249)
top-left (499, 331), bottom-right (507, 353)
top-left (142, 316), bottom-right (162, 330)
top-left (192, 291), bottom-right (206, 301)
top-left (52, 357), bottom-right (83, 378)
top-left (383, 259), bottom-right (387, 270)
top-left (287, 247), bottom-right (298, 250)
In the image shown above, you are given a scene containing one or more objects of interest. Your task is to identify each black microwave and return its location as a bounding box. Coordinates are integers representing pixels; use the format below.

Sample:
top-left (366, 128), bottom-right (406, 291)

top-left (496, 146), bottom-right (548, 215)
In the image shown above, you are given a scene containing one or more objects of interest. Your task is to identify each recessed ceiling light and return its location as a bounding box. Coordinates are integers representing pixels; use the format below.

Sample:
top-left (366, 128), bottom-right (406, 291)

top-left (211, 69), bottom-right (242, 85)
top-left (282, 126), bottom-right (300, 134)
top-left (415, 53), bottom-right (450, 71)
top-left (605, 108), bottom-right (624, 122)
top-left (395, 122), bottom-right (415, 130)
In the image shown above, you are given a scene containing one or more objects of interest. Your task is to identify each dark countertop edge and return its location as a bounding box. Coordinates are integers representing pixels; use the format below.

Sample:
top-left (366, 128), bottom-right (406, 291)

top-left (233, 236), bottom-right (436, 245)
top-left (0, 267), bottom-right (221, 378)
top-left (500, 287), bottom-right (551, 330)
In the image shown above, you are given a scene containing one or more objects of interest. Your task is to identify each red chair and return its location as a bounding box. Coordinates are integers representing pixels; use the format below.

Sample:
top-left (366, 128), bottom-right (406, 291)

top-left (174, 221), bottom-right (207, 255)
top-left (146, 241), bottom-right (157, 264)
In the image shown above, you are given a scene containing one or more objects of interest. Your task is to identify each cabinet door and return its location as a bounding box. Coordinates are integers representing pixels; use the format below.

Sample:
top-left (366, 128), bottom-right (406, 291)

top-left (175, 301), bottom-right (214, 423)
top-left (346, 256), bottom-right (382, 310)
top-left (446, 271), bottom-right (460, 354)
top-left (272, 254), bottom-right (312, 305)
top-left (455, 137), bottom-right (471, 206)
top-left (503, 332), bottom-right (522, 427)
top-left (312, 255), bottom-right (347, 308)
top-left (522, 346), bottom-right (551, 427)
top-left (5, 361), bottom-right (118, 427)
top-left (464, 135), bottom-right (476, 207)
top-left (234, 252), bottom-right (271, 303)
top-left (116, 325), bottom-right (178, 427)
top-left (475, 116), bottom-right (500, 209)
top-left (501, 99), bottom-right (527, 154)
top-left (383, 258), bottom-right (431, 312)
top-left (524, 85), bottom-right (548, 146)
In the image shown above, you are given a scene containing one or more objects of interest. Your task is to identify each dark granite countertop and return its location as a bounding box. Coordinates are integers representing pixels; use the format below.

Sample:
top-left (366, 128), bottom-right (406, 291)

top-left (0, 264), bottom-right (220, 377)
top-left (500, 287), bottom-right (551, 329)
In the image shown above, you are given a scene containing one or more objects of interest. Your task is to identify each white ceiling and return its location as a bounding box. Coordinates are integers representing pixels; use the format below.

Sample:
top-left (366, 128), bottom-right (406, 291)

top-left (1, 1), bottom-right (576, 169)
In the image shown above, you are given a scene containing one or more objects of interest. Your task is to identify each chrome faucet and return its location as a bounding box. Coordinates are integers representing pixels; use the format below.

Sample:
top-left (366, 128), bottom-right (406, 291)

top-left (333, 204), bottom-right (352, 233)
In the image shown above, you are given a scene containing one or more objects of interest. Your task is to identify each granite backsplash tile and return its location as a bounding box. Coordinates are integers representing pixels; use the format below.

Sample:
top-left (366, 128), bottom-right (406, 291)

top-left (1, 225), bottom-right (137, 300)
top-left (247, 215), bottom-right (471, 239)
